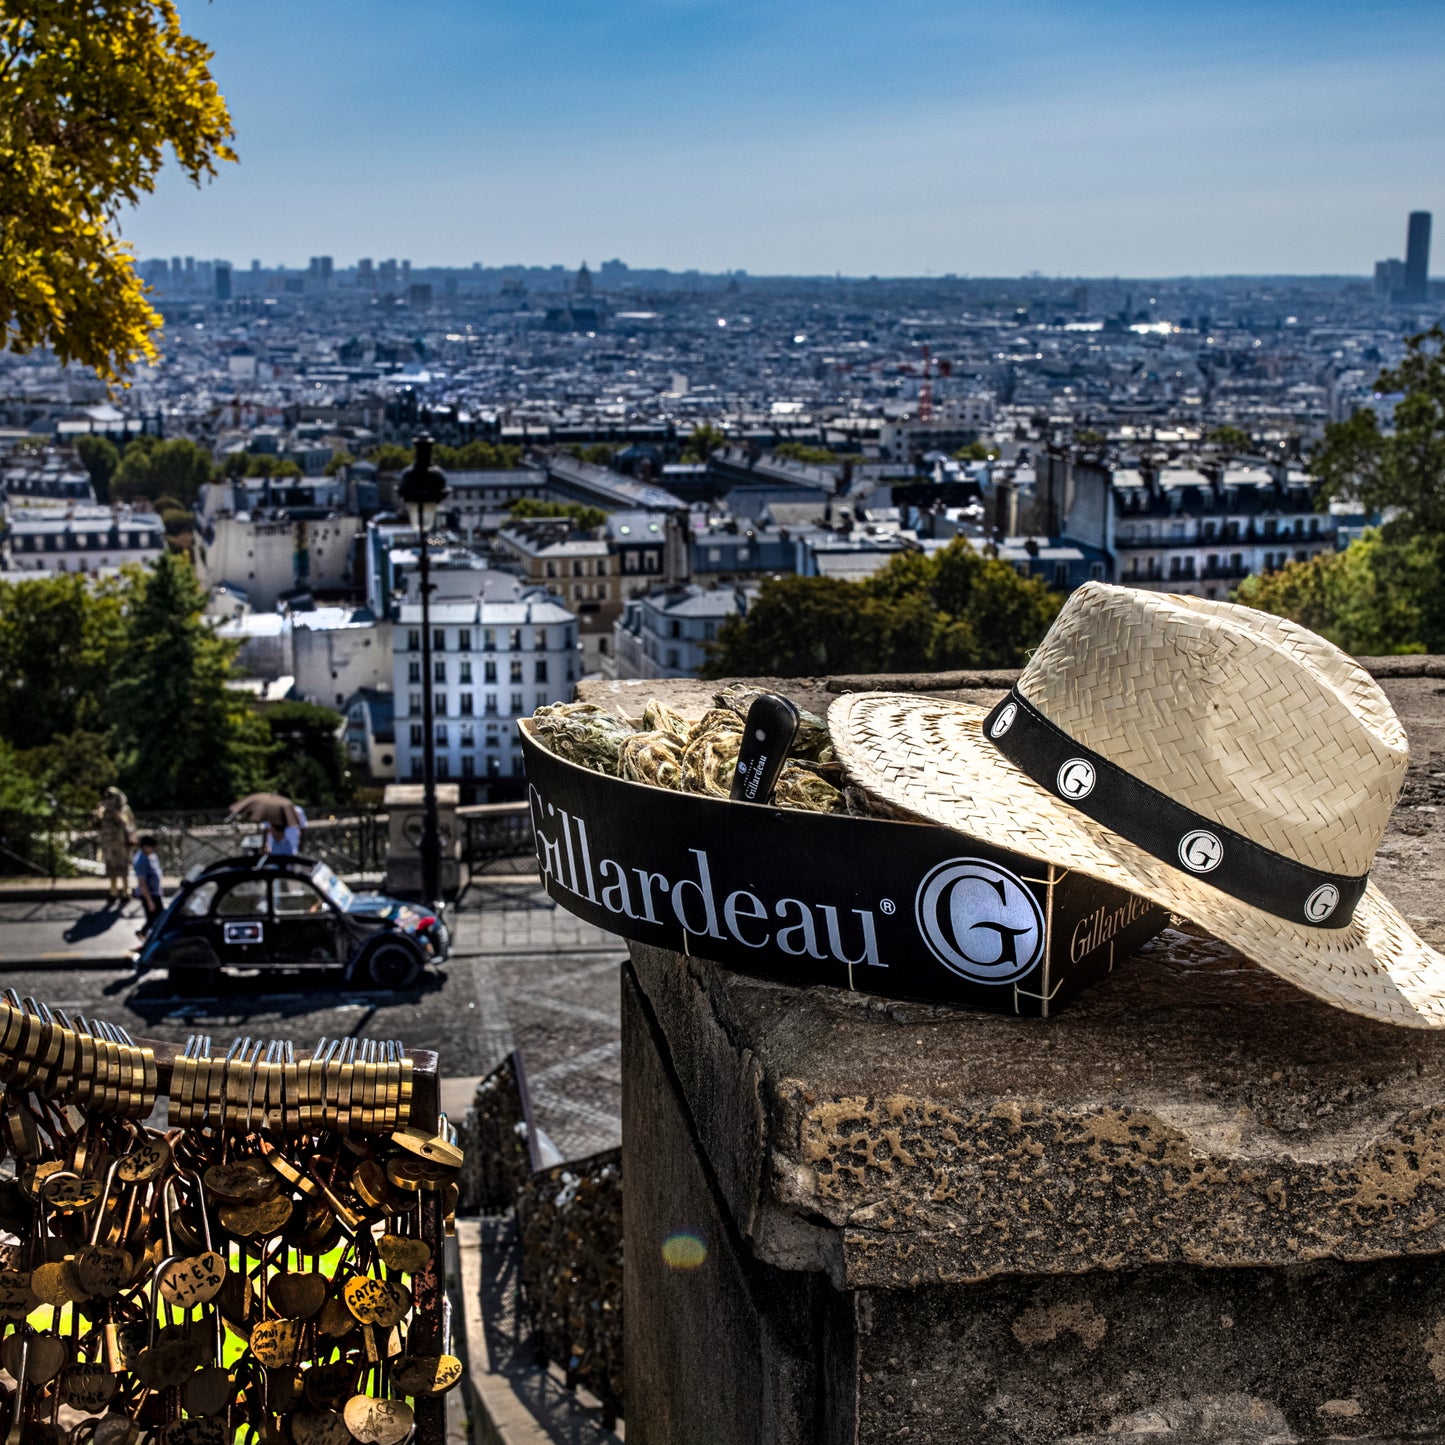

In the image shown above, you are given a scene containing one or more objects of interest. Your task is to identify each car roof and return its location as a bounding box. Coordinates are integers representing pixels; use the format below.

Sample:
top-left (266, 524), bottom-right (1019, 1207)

top-left (188, 854), bottom-right (324, 882)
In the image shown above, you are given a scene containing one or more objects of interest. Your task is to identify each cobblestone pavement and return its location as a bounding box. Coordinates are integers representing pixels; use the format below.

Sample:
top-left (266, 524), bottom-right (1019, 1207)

top-left (0, 881), bottom-right (626, 1163)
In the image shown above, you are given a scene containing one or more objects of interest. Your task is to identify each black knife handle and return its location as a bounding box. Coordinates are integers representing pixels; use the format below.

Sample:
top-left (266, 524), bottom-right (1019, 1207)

top-left (730, 694), bottom-right (801, 804)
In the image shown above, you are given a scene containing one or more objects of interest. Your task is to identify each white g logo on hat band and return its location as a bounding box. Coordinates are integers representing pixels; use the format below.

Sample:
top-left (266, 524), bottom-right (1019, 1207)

top-left (989, 703), bottom-right (1017, 739)
top-left (1304, 884), bottom-right (1341, 922)
top-left (1056, 758), bottom-right (1096, 800)
top-left (1178, 830), bottom-right (1224, 874)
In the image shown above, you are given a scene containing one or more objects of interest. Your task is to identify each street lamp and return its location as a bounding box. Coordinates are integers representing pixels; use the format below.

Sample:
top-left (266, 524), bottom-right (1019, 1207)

top-left (400, 434), bottom-right (449, 906)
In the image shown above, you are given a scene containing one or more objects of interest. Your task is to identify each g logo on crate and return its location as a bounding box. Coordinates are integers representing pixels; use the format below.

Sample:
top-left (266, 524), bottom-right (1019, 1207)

top-left (1056, 758), bottom-right (1096, 800)
top-left (1178, 830), bottom-right (1224, 874)
top-left (914, 858), bottom-right (1045, 984)
top-left (1303, 884), bottom-right (1341, 923)
top-left (988, 703), bottom-right (1018, 739)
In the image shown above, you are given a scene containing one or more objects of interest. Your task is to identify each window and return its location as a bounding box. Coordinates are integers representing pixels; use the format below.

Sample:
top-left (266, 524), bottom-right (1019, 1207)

top-left (485, 733), bottom-right (500, 748)
top-left (437, 756), bottom-right (450, 779)
top-left (459, 661), bottom-right (472, 684)
top-left (483, 628), bottom-right (496, 650)
top-left (216, 879), bottom-right (268, 916)
top-left (509, 628), bottom-right (522, 651)
top-left (410, 723), bottom-right (423, 745)
top-left (407, 629), bottom-right (420, 652)
top-left (534, 659), bottom-right (548, 683)
top-left (1053, 564), bottom-right (1068, 588)
top-left (433, 629), bottom-right (446, 651)
top-left (667, 647), bottom-right (680, 669)
top-left (435, 723), bottom-right (448, 746)
top-left (460, 723), bottom-right (475, 747)
top-left (461, 755), bottom-right (475, 777)
top-left (535, 691), bottom-right (548, 710)
top-left (408, 661), bottom-right (421, 684)
top-left (182, 881), bottom-right (218, 917)
top-left (546, 560), bottom-right (557, 578)
top-left (572, 560), bottom-right (583, 577)
top-left (434, 660), bottom-right (446, 684)
top-left (669, 620), bottom-right (681, 639)
top-left (510, 691), bottom-right (523, 714)
top-left (484, 694), bottom-right (498, 716)
top-left (460, 692), bottom-right (474, 715)
top-left (408, 692), bottom-right (422, 716)
top-left (274, 878), bottom-right (325, 917)
top-left (484, 661), bottom-right (497, 684)
top-left (625, 552), bottom-right (639, 573)
top-left (510, 660), bottom-right (523, 684)
top-left (1089, 562), bottom-right (1105, 582)
top-left (458, 629), bottom-right (471, 651)
top-left (433, 692), bottom-right (447, 717)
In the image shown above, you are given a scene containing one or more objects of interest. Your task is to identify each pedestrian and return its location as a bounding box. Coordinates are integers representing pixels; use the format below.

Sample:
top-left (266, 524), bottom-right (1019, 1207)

top-left (270, 803), bottom-right (306, 858)
top-left (93, 787), bottom-right (137, 906)
top-left (132, 835), bottom-right (164, 936)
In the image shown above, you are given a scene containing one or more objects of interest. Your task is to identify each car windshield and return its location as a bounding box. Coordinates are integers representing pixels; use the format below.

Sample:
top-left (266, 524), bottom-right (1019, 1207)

top-left (310, 862), bottom-right (354, 911)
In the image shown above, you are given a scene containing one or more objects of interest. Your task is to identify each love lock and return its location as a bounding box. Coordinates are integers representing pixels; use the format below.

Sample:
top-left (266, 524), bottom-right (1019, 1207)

top-left (74, 1162), bottom-right (133, 1300)
top-left (59, 1364), bottom-right (119, 1415)
top-left (248, 1318), bottom-right (304, 1371)
top-left (269, 1274), bottom-right (326, 1321)
top-left (289, 1411), bottom-right (352, 1445)
top-left (391, 1354), bottom-right (463, 1396)
top-left (0, 1332), bottom-right (68, 1386)
top-left (374, 1236), bottom-right (430, 1275)
top-left (341, 1397), bottom-right (414, 1445)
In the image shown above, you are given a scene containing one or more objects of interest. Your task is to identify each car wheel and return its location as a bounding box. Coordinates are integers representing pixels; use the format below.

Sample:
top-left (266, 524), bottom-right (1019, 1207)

top-left (366, 940), bottom-right (422, 990)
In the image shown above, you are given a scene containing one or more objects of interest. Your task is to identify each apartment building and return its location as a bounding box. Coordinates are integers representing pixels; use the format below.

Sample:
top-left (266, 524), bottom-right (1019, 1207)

top-left (392, 591), bottom-right (577, 795)
top-left (4, 506), bottom-right (164, 574)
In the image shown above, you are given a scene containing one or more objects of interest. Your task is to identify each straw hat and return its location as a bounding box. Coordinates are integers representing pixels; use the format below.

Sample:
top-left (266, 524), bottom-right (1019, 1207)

top-left (828, 581), bottom-right (1445, 1028)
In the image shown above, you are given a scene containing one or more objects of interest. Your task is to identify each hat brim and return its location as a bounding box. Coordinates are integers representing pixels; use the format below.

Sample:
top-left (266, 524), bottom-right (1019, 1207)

top-left (829, 692), bottom-right (1445, 1029)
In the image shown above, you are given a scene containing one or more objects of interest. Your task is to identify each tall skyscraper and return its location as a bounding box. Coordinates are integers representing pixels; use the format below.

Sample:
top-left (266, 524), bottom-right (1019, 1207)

top-left (1405, 211), bottom-right (1431, 304)
top-left (214, 264), bottom-right (232, 302)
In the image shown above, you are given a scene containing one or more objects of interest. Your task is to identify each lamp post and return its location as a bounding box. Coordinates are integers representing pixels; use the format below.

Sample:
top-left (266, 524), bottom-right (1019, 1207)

top-left (399, 434), bottom-right (449, 906)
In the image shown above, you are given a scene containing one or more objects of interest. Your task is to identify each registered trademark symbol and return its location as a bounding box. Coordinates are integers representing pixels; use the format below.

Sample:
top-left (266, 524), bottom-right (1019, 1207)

top-left (879, 898), bottom-right (896, 915)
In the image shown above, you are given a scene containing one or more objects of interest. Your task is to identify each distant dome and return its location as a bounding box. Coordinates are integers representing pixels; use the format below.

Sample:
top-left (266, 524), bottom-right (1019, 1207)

top-left (575, 261), bottom-right (593, 297)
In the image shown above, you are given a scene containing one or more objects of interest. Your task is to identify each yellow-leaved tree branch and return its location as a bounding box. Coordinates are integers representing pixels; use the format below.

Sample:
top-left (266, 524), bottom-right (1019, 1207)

top-left (0, 1), bottom-right (236, 382)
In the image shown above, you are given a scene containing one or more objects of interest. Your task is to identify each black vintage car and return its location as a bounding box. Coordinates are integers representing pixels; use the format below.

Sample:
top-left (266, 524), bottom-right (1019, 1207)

top-left (135, 855), bottom-right (449, 990)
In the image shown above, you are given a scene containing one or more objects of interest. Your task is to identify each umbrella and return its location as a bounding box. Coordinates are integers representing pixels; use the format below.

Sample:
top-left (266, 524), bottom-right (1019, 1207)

top-left (229, 793), bottom-right (299, 829)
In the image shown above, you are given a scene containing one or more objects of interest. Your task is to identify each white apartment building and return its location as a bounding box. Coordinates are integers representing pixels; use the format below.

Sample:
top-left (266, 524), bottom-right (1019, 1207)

top-left (194, 511), bottom-right (361, 610)
top-left (1113, 465), bottom-right (1333, 600)
top-left (290, 609), bottom-right (392, 708)
top-left (4, 506), bottom-right (165, 573)
top-left (392, 591), bottom-right (577, 791)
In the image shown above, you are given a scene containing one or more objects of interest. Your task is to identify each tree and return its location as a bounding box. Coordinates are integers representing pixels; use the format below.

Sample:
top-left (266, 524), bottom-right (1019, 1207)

top-left (367, 444), bottom-right (413, 473)
top-left (774, 442), bottom-right (839, 466)
top-left (76, 435), bottom-right (120, 502)
top-left (324, 451), bottom-right (355, 476)
top-left (1205, 425), bottom-right (1253, 454)
top-left (0, 2), bottom-right (236, 380)
top-left (261, 701), bottom-right (352, 806)
top-left (111, 437), bottom-right (215, 504)
top-left (507, 499), bottom-right (607, 532)
top-left (1233, 531), bottom-right (1438, 656)
top-left (701, 539), bottom-right (1061, 678)
top-left (108, 555), bottom-right (269, 808)
top-left (17, 730), bottom-right (117, 813)
top-left (434, 441), bottom-right (524, 470)
top-left (0, 572), bottom-right (127, 749)
top-left (1313, 327), bottom-right (1445, 539)
top-left (953, 440), bottom-right (1001, 462)
top-left (680, 424), bottom-right (726, 463)
top-left (242, 454), bottom-right (302, 479)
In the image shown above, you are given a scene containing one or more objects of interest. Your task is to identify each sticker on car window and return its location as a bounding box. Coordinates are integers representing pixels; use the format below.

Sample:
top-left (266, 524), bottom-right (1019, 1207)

top-left (224, 922), bottom-right (264, 946)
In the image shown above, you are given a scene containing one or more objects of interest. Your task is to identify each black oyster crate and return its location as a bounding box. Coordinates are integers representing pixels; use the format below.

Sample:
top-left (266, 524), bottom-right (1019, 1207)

top-left (519, 723), bottom-right (1166, 1017)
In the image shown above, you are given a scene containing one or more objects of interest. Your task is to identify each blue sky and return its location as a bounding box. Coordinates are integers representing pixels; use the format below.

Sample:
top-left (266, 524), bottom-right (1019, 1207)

top-left (128, 0), bottom-right (1445, 277)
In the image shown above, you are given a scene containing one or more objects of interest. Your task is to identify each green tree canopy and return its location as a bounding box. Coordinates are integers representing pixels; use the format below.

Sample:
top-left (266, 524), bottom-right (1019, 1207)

top-left (0, 572), bottom-right (126, 749)
top-left (108, 555), bottom-right (269, 808)
top-left (680, 424), bottom-right (726, 463)
top-left (0, 2), bottom-right (236, 380)
top-left (75, 435), bottom-right (120, 502)
top-left (323, 451), bottom-right (355, 476)
top-left (112, 436), bottom-right (215, 504)
top-left (1233, 531), bottom-right (1438, 656)
top-left (701, 539), bottom-right (1060, 678)
top-left (261, 700), bottom-right (352, 806)
top-left (507, 498), bottom-right (607, 532)
top-left (1313, 326), bottom-right (1445, 538)
top-left (1205, 425), bottom-right (1253, 454)
top-left (366, 443), bottom-right (413, 473)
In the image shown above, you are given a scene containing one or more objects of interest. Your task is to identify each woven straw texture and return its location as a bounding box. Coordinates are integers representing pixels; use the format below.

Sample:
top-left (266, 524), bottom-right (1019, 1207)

top-left (829, 584), bottom-right (1445, 1029)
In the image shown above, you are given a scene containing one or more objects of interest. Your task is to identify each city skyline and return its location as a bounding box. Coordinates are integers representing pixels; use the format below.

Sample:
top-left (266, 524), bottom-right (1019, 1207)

top-left (128, 0), bottom-right (1445, 279)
